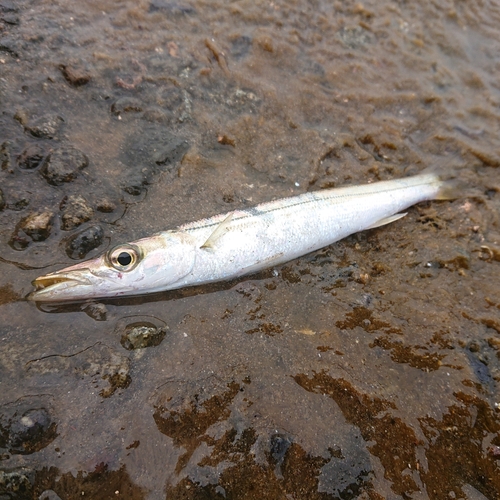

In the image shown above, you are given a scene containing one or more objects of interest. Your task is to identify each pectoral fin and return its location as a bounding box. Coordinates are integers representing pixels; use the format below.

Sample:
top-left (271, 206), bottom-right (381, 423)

top-left (201, 212), bottom-right (233, 250)
top-left (366, 212), bottom-right (407, 230)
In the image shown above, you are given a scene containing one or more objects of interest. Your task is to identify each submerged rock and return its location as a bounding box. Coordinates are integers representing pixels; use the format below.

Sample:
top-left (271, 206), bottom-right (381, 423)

top-left (121, 322), bottom-right (167, 350)
top-left (0, 406), bottom-right (57, 455)
top-left (22, 114), bottom-right (64, 139)
top-left (17, 144), bottom-right (46, 170)
top-left (60, 195), bottom-right (93, 230)
top-left (0, 469), bottom-right (33, 498)
top-left (18, 210), bottom-right (54, 242)
top-left (65, 225), bottom-right (104, 259)
top-left (59, 63), bottom-right (92, 87)
top-left (42, 146), bottom-right (88, 185)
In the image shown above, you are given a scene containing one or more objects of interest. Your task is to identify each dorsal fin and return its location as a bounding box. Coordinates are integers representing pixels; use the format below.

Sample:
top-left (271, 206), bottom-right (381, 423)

top-left (365, 212), bottom-right (407, 230)
top-left (201, 212), bottom-right (234, 250)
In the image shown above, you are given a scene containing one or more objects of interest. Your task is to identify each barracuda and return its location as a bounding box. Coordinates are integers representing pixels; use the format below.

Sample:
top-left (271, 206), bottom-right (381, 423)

top-left (29, 171), bottom-right (454, 302)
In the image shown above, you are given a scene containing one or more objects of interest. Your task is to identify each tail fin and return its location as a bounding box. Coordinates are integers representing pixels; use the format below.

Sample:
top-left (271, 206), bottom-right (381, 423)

top-left (417, 166), bottom-right (462, 200)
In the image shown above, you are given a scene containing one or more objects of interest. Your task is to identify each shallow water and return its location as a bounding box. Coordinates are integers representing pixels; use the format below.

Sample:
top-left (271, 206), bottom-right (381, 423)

top-left (1, 0), bottom-right (500, 498)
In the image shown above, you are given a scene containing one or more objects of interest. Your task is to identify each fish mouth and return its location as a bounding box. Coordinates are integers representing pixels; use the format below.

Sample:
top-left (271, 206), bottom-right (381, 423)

top-left (29, 270), bottom-right (93, 301)
top-left (32, 272), bottom-right (90, 290)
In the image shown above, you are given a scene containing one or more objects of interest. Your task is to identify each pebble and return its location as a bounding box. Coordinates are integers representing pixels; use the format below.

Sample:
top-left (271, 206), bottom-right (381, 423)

top-left (65, 225), bottom-right (104, 259)
top-left (96, 198), bottom-right (116, 213)
top-left (19, 210), bottom-right (54, 241)
top-left (60, 195), bottom-right (94, 230)
top-left (42, 146), bottom-right (88, 185)
top-left (1, 407), bottom-right (57, 454)
top-left (121, 322), bottom-right (167, 350)
top-left (24, 114), bottom-right (64, 139)
top-left (59, 63), bottom-right (92, 87)
top-left (17, 144), bottom-right (46, 170)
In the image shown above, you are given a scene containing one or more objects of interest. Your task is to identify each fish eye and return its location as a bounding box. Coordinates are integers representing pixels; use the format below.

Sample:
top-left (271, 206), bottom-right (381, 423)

top-left (108, 244), bottom-right (141, 271)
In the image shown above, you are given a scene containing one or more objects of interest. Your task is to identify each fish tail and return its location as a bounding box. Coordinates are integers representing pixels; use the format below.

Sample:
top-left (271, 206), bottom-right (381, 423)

top-left (415, 165), bottom-right (462, 200)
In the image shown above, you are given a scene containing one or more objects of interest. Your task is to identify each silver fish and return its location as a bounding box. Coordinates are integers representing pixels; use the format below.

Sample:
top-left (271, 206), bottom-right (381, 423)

top-left (29, 171), bottom-right (454, 302)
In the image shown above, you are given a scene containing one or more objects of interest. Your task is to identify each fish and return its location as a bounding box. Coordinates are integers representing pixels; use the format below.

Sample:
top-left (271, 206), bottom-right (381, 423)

top-left (29, 170), bottom-right (455, 302)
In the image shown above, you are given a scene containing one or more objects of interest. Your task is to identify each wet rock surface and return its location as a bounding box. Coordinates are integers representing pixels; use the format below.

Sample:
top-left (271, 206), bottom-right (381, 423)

top-left (0, 0), bottom-right (499, 499)
top-left (41, 146), bottom-right (88, 186)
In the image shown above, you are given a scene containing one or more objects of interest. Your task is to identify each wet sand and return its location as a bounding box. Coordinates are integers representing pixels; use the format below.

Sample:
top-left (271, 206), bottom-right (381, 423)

top-left (0, 1), bottom-right (499, 498)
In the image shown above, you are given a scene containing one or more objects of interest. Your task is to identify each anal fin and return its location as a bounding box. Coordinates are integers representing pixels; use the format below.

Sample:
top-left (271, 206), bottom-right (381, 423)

top-left (366, 212), bottom-right (407, 230)
top-left (201, 212), bottom-right (233, 250)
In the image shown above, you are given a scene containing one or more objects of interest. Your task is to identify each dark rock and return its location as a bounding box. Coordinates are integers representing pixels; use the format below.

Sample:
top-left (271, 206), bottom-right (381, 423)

top-left (0, 407), bottom-right (57, 455)
top-left (123, 127), bottom-right (190, 172)
top-left (0, 469), bottom-right (33, 499)
top-left (17, 144), bottom-right (46, 170)
top-left (0, 188), bottom-right (4, 210)
top-left (153, 137), bottom-right (190, 166)
top-left (19, 211), bottom-right (54, 241)
top-left (121, 322), bottom-right (167, 350)
top-left (65, 225), bottom-right (104, 259)
top-left (111, 97), bottom-right (143, 115)
top-left (42, 146), bottom-right (88, 185)
top-left (59, 63), bottom-right (91, 87)
top-left (122, 170), bottom-right (151, 196)
top-left (60, 195), bottom-right (93, 230)
top-left (23, 114), bottom-right (64, 139)
top-left (270, 433), bottom-right (292, 466)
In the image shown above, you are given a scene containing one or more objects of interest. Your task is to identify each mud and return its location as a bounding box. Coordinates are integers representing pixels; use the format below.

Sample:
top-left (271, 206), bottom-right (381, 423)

top-left (1, 0), bottom-right (500, 499)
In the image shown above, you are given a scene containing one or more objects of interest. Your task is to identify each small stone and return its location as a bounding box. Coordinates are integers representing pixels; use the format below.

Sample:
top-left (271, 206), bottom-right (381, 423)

top-left (24, 114), bottom-right (64, 139)
top-left (81, 302), bottom-right (108, 321)
top-left (19, 211), bottom-right (54, 241)
top-left (111, 97), bottom-right (143, 115)
top-left (17, 144), bottom-right (46, 170)
top-left (1, 407), bottom-right (57, 454)
top-left (96, 198), bottom-right (116, 213)
top-left (59, 63), bottom-right (91, 87)
top-left (66, 225), bottom-right (104, 259)
top-left (60, 195), bottom-right (93, 230)
top-left (120, 322), bottom-right (167, 350)
top-left (42, 146), bottom-right (88, 186)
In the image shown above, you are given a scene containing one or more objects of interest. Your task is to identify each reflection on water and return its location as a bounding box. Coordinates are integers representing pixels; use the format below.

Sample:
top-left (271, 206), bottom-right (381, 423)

top-left (1, 0), bottom-right (500, 498)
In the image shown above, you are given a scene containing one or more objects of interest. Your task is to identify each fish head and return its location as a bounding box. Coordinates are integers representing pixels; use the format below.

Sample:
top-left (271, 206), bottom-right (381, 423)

top-left (29, 231), bottom-right (196, 302)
